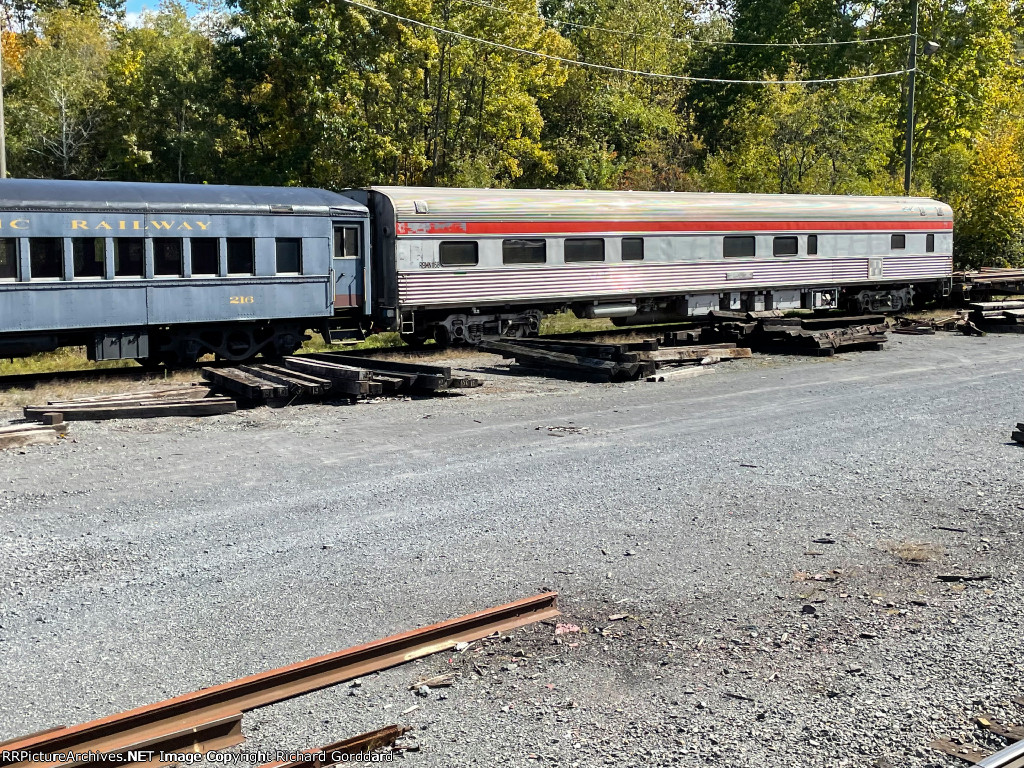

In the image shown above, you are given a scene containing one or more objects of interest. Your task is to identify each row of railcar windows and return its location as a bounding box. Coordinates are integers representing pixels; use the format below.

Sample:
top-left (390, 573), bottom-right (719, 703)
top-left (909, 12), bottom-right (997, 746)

top-left (440, 237), bottom-right (645, 267)
top-left (437, 233), bottom-right (939, 267)
top-left (0, 237), bottom-right (303, 280)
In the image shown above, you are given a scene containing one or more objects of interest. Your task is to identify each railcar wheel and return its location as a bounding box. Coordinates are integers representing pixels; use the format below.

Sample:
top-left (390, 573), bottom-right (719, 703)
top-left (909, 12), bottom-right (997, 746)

top-left (433, 325), bottom-right (451, 349)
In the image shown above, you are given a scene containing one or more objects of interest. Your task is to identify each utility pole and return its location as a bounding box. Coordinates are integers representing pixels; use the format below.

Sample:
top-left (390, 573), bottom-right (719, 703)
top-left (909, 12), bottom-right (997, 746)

top-left (0, 30), bottom-right (6, 180)
top-left (903, 0), bottom-right (919, 196)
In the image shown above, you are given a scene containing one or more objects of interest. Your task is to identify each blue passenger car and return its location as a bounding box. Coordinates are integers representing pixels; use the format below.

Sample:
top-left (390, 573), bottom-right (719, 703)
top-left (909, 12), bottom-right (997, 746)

top-left (0, 180), bottom-right (369, 364)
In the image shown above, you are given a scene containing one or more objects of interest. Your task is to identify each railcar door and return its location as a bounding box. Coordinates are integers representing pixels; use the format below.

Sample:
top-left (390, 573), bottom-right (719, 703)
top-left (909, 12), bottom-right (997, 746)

top-left (331, 222), bottom-right (364, 312)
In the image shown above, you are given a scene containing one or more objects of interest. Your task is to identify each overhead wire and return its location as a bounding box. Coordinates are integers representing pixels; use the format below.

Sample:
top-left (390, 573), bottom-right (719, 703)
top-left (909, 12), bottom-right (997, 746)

top-left (340, 0), bottom-right (910, 84)
top-left (454, 0), bottom-right (912, 48)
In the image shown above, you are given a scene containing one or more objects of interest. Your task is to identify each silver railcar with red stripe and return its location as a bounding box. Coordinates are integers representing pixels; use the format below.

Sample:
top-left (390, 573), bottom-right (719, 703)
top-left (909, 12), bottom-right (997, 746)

top-left (347, 187), bottom-right (954, 345)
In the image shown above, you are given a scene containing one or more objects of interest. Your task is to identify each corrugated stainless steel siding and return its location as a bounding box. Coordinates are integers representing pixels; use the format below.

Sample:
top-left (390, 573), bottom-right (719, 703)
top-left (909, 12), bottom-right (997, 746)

top-left (396, 256), bottom-right (953, 306)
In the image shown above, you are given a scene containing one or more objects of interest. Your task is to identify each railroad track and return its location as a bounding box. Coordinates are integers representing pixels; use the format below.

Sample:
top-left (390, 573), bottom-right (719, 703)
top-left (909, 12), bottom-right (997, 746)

top-left (0, 593), bottom-right (559, 768)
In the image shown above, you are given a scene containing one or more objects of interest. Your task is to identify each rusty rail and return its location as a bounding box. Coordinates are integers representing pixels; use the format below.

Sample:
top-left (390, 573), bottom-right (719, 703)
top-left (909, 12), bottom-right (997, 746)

top-left (0, 593), bottom-right (559, 767)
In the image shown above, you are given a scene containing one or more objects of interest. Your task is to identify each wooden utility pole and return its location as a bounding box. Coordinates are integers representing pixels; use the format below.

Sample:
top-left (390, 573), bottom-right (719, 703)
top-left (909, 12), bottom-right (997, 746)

top-left (903, 0), bottom-right (919, 196)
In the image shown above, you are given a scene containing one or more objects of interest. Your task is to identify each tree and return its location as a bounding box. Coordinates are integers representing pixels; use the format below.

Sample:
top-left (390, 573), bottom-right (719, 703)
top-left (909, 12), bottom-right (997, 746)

top-left (105, 3), bottom-right (223, 182)
top-left (5, 9), bottom-right (111, 178)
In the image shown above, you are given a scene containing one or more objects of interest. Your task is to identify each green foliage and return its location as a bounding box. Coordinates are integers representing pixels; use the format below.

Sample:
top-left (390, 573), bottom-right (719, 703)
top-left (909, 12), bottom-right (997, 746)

top-left (697, 81), bottom-right (900, 195)
top-left (5, 10), bottom-right (111, 178)
top-left (0, 0), bottom-right (1022, 266)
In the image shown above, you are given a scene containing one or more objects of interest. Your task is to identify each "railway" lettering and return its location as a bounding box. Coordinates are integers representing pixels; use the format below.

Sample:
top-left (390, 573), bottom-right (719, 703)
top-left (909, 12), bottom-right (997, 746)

top-left (69, 220), bottom-right (211, 231)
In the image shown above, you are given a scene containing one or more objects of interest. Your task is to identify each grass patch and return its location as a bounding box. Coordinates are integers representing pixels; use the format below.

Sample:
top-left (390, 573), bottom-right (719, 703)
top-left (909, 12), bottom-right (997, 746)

top-left (884, 540), bottom-right (943, 564)
top-left (0, 347), bottom-right (137, 377)
top-left (300, 331), bottom-right (405, 354)
top-left (539, 311), bottom-right (615, 336)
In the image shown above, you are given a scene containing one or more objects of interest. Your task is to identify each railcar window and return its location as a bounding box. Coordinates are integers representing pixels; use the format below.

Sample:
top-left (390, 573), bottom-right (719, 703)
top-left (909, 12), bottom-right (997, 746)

top-left (807, 235), bottom-right (818, 255)
top-left (72, 238), bottom-right (105, 278)
top-left (0, 239), bottom-right (16, 280)
top-left (926, 233), bottom-right (935, 252)
top-left (439, 241), bottom-right (478, 266)
top-left (891, 234), bottom-right (906, 249)
top-left (227, 238), bottom-right (255, 274)
top-left (191, 238), bottom-right (219, 275)
top-left (30, 238), bottom-right (63, 279)
top-left (622, 238), bottom-right (644, 261)
top-left (773, 236), bottom-right (799, 256)
top-left (502, 239), bottom-right (546, 265)
top-left (114, 238), bottom-right (144, 277)
top-left (564, 238), bottom-right (605, 263)
top-left (154, 239), bottom-right (183, 277)
top-left (334, 227), bottom-right (360, 259)
top-left (276, 238), bottom-right (302, 273)
top-left (723, 236), bottom-right (755, 258)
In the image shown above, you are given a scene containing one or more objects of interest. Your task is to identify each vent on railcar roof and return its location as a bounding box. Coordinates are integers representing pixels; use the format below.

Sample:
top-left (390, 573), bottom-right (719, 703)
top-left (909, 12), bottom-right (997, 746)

top-left (270, 204), bottom-right (294, 213)
top-left (414, 200), bottom-right (429, 214)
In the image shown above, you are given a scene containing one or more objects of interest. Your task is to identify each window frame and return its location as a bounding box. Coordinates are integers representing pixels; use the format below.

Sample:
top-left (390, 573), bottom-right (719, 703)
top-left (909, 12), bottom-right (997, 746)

top-left (72, 237), bottom-right (106, 279)
top-left (563, 237), bottom-right (605, 264)
top-left (621, 237), bottom-right (644, 262)
top-left (226, 237), bottom-right (255, 275)
top-left (275, 237), bottom-right (303, 274)
top-left (926, 233), bottom-right (935, 252)
top-left (0, 238), bottom-right (19, 281)
top-left (113, 237), bottom-right (145, 278)
top-left (502, 238), bottom-right (547, 266)
top-left (891, 234), bottom-right (907, 250)
top-left (190, 237), bottom-right (219, 277)
top-left (29, 237), bottom-right (65, 280)
top-left (153, 238), bottom-right (184, 278)
top-left (335, 226), bottom-right (361, 260)
top-left (438, 241), bottom-right (479, 267)
top-left (723, 235), bottom-right (756, 259)
top-left (772, 236), bottom-right (799, 257)
top-left (807, 235), bottom-right (818, 256)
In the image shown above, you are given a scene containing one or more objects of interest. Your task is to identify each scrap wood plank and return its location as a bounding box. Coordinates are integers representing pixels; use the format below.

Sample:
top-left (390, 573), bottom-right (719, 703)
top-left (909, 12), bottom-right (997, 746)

top-left (799, 314), bottom-right (886, 330)
top-left (930, 739), bottom-right (990, 765)
top-left (368, 374), bottom-right (408, 394)
top-left (479, 340), bottom-right (618, 377)
top-left (202, 368), bottom-right (283, 400)
top-left (647, 366), bottom-right (715, 383)
top-left (24, 398), bottom-right (237, 421)
top-left (257, 364), bottom-right (333, 394)
top-left (0, 422), bottom-right (66, 435)
top-left (512, 338), bottom-right (640, 362)
top-left (0, 426), bottom-right (61, 450)
top-left (284, 357), bottom-right (371, 381)
top-left (46, 387), bottom-right (210, 405)
top-left (237, 365), bottom-right (322, 398)
top-left (642, 347), bottom-right (751, 363)
top-left (306, 353), bottom-right (452, 379)
top-left (975, 714), bottom-right (1024, 742)
top-left (449, 376), bottom-right (483, 388)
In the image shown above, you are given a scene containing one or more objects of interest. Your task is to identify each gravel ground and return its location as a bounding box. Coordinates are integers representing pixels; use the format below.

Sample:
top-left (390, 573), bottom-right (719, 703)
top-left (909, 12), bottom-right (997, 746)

top-left (1, 332), bottom-right (1023, 767)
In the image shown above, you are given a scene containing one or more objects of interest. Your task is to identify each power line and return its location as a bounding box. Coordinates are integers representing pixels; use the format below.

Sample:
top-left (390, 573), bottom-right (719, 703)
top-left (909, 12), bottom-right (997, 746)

top-left (455, 0), bottom-right (912, 48)
top-left (341, 0), bottom-right (910, 84)
top-left (917, 68), bottom-right (1024, 121)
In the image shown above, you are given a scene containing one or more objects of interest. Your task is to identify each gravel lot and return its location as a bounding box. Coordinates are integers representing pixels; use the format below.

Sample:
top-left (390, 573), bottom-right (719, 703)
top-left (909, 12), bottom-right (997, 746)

top-left (1, 332), bottom-right (1023, 767)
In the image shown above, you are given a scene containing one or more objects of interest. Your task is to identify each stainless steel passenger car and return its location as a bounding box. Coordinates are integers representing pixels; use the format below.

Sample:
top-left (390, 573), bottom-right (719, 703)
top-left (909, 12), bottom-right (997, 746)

top-left (352, 187), bottom-right (954, 345)
top-left (0, 180), bottom-right (368, 364)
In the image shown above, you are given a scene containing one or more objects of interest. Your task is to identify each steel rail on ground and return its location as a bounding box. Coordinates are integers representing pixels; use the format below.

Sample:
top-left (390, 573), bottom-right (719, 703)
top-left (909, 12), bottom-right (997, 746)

top-left (0, 593), bottom-right (560, 768)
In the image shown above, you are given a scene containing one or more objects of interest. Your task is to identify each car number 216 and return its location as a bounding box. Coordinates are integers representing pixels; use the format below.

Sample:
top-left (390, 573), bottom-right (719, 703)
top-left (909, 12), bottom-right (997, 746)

top-left (230, 296), bottom-right (255, 304)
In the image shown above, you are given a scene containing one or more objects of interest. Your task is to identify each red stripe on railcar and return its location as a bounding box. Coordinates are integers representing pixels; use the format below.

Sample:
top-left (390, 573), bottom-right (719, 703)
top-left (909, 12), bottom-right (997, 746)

top-left (395, 220), bottom-right (954, 236)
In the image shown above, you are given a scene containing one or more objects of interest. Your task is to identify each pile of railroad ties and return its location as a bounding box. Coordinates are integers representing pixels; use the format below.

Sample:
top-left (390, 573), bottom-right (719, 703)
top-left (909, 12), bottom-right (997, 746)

top-left (13, 353), bottom-right (482, 429)
top-left (483, 310), bottom-right (888, 382)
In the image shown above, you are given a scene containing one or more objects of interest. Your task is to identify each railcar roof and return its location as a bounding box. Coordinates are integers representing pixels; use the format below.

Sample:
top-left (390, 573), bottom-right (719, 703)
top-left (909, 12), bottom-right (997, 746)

top-left (365, 186), bottom-right (953, 222)
top-left (0, 179), bottom-right (366, 215)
